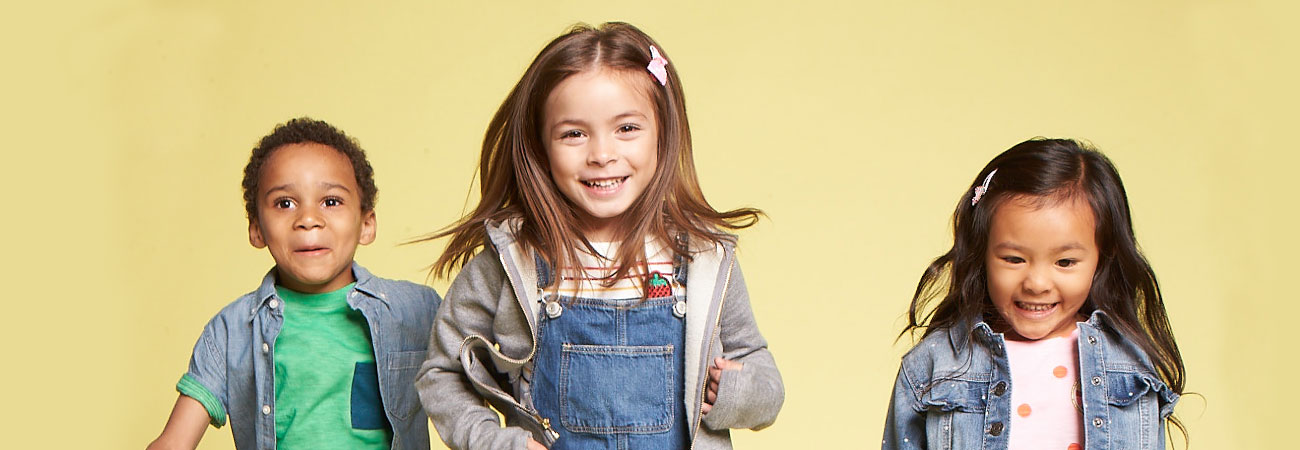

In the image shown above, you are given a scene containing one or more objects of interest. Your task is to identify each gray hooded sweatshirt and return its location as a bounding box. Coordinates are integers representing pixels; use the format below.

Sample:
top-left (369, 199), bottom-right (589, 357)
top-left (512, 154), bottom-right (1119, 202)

top-left (415, 219), bottom-right (783, 449)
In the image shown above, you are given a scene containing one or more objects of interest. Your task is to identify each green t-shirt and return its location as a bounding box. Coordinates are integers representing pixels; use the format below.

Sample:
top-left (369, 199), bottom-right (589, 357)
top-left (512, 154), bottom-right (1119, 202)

top-left (176, 283), bottom-right (392, 448)
top-left (272, 283), bottom-right (391, 449)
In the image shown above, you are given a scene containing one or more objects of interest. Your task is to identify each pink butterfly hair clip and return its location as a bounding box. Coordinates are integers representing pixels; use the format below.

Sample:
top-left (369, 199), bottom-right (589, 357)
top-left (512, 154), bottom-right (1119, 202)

top-left (971, 169), bottom-right (998, 206)
top-left (647, 45), bottom-right (668, 86)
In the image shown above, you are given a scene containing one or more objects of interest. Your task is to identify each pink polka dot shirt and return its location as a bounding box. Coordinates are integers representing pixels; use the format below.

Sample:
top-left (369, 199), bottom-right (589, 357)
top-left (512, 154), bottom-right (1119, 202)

top-left (1004, 327), bottom-right (1084, 450)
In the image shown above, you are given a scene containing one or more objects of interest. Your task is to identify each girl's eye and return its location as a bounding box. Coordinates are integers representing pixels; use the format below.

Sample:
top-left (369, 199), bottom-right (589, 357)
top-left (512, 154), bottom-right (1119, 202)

top-left (1056, 259), bottom-right (1078, 268)
top-left (1001, 256), bottom-right (1025, 264)
top-left (560, 130), bottom-right (585, 139)
top-left (617, 124), bottom-right (641, 133)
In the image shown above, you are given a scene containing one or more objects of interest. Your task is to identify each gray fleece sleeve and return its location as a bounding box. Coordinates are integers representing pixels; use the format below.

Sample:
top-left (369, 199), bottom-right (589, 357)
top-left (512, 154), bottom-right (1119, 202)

top-left (415, 252), bottom-right (532, 450)
top-left (701, 258), bottom-right (785, 431)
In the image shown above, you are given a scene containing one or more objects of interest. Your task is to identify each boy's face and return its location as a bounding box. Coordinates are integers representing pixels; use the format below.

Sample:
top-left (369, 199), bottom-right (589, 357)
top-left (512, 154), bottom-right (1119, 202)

top-left (249, 142), bottom-right (375, 294)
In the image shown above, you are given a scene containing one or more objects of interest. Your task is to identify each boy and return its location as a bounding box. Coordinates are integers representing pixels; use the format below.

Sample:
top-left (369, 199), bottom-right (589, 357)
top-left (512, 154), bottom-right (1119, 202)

top-left (148, 118), bottom-right (440, 450)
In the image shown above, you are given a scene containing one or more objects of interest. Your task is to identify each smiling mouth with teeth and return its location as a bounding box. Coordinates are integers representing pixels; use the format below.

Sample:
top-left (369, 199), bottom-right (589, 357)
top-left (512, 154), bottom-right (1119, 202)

top-left (1015, 301), bottom-right (1058, 312)
top-left (581, 177), bottom-right (628, 190)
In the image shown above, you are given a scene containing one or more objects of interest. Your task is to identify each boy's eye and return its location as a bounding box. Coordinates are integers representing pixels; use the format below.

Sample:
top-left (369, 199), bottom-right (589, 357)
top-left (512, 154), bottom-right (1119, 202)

top-left (323, 197), bottom-right (343, 207)
top-left (273, 198), bottom-right (295, 209)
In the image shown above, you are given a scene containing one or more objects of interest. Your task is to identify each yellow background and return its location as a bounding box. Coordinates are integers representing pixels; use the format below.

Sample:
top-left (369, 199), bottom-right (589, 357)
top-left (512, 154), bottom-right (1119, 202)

top-left (4, 1), bottom-right (1294, 448)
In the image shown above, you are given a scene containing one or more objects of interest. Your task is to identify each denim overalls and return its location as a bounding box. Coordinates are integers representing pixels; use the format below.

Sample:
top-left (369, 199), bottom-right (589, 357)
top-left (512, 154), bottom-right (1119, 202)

top-left (529, 254), bottom-right (690, 450)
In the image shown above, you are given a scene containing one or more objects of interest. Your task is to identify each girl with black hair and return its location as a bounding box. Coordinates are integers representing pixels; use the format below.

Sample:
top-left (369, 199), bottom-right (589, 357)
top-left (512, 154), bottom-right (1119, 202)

top-left (883, 138), bottom-right (1185, 449)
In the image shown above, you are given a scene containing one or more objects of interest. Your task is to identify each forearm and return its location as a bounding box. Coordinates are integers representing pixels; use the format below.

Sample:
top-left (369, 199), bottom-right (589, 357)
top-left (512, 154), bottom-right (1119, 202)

top-left (146, 395), bottom-right (209, 450)
top-left (702, 349), bottom-right (783, 430)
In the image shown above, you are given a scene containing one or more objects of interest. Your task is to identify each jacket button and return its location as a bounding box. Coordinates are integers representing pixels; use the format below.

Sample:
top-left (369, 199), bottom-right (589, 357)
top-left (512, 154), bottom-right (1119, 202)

top-left (268, 299), bottom-right (279, 309)
top-left (261, 343), bottom-right (269, 353)
top-left (1093, 417), bottom-right (1104, 427)
top-left (991, 381), bottom-right (1007, 396)
top-left (989, 422), bottom-right (1004, 436)
top-left (1091, 376), bottom-right (1102, 386)
top-left (262, 405), bottom-right (271, 415)
top-left (1087, 335), bottom-right (1097, 345)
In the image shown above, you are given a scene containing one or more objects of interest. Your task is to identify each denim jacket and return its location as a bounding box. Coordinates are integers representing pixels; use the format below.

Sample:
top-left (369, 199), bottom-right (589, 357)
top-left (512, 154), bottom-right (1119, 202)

top-left (883, 310), bottom-right (1179, 450)
top-left (182, 263), bottom-right (441, 450)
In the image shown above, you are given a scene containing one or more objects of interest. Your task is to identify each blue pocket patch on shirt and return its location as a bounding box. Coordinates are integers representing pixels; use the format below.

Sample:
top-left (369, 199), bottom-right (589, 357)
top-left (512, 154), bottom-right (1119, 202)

top-left (351, 362), bottom-right (389, 430)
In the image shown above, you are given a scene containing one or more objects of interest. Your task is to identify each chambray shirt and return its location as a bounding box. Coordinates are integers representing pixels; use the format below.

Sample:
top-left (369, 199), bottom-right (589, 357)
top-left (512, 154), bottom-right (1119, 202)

top-left (883, 311), bottom-right (1179, 450)
top-left (182, 263), bottom-right (440, 450)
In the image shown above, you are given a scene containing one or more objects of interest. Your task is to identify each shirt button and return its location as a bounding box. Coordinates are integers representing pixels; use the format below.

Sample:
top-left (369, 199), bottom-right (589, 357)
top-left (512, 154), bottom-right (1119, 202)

top-left (261, 343), bottom-right (269, 353)
top-left (1087, 336), bottom-right (1098, 345)
top-left (989, 422), bottom-right (1004, 436)
top-left (1091, 376), bottom-right (1103, 386)
top-left (268, 299), bottom-right (279, 309)
top-left (262, 405), bottom-right (271, 415)
top-left (991, 381), bottom-right (1007, 396)
top-left (1093, 417), bottom-right (1104, 427)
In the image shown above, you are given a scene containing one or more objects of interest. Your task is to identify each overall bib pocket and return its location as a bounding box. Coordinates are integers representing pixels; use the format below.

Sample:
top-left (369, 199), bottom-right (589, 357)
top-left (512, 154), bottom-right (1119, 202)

top-left (559, 343), bottom-right (675, 434)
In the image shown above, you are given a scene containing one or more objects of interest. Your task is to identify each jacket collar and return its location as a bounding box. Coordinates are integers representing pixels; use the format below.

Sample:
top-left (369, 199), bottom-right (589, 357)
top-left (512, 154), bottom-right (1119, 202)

top-left (946, 308), bottom-right (1114, 350)
top-left (248, 262), bottom-right (385, 319)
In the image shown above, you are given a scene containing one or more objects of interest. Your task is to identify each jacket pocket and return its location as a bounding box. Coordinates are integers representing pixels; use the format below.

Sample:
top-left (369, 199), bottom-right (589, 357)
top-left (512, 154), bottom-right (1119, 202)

top-left (383, 350), bottom-right (427, 421)
top-left (1107, 371), bottom-right (1179, 417)
top-left (918, 379), bottom-right (989, 413)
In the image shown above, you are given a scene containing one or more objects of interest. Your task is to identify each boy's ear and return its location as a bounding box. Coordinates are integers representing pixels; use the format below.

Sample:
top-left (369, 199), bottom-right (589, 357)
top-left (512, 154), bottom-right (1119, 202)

top-left (249, 219), bottom-right (267, 248)
top-left (359, 210), bottom-right (377, 245)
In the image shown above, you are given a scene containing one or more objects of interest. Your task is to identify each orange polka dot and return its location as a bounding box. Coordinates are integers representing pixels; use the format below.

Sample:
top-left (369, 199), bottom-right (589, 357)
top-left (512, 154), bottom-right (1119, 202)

top-left (1017, 403), bottom-right (1032, 417)
top-left (1053, 365), bottom-right (1068, 378)
top-left (1067, 444), bottom-right (1082, 450)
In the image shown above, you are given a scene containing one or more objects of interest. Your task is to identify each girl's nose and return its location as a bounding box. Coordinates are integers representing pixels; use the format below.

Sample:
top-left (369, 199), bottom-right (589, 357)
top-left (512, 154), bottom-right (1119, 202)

top-left (1021, 265), bottom-right (1052, 295)
top-left (586, 136), bottom-right (617, 167)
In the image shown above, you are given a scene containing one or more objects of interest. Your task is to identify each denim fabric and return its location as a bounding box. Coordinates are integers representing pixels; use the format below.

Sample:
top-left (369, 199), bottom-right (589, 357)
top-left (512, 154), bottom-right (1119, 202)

top-left (531, 258), bottom-right (688, 449)
top-left (416, 219), bottom-right (783, 450)
top-left (182, 263), bottom-right (440, 450)
top-left (883, 310), bottom-right (1179, 450)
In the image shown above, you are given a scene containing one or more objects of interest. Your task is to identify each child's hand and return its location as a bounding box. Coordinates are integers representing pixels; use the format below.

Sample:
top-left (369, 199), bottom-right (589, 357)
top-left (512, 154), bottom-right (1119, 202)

top-left (526, 437), bottom-right (547, 450)
top-left (701, 357), bottom-right (744, 415)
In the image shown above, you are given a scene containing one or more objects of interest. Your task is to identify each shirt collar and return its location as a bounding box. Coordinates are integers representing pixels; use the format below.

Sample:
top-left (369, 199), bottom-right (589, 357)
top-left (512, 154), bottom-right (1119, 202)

top-left (247, 262), bottom-right (387, 320)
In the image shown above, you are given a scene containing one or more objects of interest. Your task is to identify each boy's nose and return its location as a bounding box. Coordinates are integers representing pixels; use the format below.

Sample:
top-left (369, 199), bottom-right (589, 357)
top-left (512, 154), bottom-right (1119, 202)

top-left (294, 209), bottom-right (324, 229)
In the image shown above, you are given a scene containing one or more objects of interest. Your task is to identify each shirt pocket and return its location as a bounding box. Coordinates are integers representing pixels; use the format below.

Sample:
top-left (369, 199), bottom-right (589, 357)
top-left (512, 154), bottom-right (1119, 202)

top-left (559, 343), bottom-right (675, 434)
top-left (382, 350), bottom-right (428, 421)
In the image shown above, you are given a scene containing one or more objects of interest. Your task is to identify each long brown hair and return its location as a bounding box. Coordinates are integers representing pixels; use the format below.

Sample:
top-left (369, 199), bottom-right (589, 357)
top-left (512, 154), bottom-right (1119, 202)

top-left (903, 138), bottom-right (1186, 439)
top-left (424, 22), bottom-right (761, 286)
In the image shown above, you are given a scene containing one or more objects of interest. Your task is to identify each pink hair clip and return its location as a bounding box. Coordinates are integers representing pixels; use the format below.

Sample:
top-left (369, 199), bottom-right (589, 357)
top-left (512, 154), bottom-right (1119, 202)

top-left (647, 45), bottom-right (668, 86)
top-left (971, 169), bottom-right (998, 206)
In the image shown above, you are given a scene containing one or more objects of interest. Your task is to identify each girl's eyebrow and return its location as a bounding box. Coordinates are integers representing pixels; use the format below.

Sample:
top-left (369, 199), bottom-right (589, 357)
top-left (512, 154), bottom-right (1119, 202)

top-left (991, 242), bottom-right (1087, 252)
top-left (551, 111), bottom-right (648, 131)
top-left (550, 118), bottom-right (588, 132)
top-left (611, 111), bottom-right (647, 121)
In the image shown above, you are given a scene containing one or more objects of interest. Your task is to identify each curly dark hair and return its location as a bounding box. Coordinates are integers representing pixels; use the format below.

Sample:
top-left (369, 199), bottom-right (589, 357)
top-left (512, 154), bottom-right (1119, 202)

top-left (241, 117), bottom-right (378, 221)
